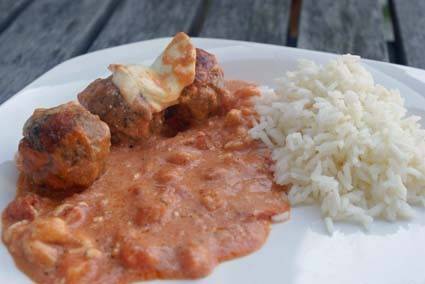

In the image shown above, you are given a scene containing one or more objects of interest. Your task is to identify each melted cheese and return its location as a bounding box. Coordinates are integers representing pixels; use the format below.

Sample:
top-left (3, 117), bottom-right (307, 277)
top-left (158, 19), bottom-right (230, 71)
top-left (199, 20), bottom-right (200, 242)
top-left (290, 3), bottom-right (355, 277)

top-left (109, 32), bottom-right (196, 112)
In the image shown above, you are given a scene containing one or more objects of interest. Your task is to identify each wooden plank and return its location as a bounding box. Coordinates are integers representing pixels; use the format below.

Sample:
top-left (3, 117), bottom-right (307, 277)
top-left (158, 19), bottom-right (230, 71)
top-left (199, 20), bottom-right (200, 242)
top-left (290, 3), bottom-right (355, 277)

top-left (298, 0), bottom-right (389, 61)
top-left (199, 0), bottom-right (291, 45)
top-left (0, 0), bottom-right (32, 33)
top-left (89, 0), bottom-right (203, 51)
top-left (392, 0), bottom-right (425, 68)
top-left (0, 0), bottom-right (117, 104)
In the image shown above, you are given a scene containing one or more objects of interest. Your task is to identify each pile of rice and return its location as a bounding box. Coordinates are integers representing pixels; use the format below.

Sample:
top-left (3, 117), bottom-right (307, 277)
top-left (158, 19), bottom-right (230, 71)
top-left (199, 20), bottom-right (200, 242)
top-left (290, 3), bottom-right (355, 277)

top-left (249, 55), bottom-right (425, 233)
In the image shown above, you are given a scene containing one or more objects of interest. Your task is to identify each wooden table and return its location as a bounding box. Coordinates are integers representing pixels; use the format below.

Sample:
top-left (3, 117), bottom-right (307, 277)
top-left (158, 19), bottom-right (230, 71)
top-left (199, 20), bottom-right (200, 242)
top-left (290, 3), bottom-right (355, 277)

top-left (0, 0), bottom-right (423, 104)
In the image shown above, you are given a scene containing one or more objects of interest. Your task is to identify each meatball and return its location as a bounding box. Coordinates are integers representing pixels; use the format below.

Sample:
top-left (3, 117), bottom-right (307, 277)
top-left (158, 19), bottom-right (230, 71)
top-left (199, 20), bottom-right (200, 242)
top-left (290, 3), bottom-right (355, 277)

top-left (178, 48), bottom-right (230, 120)
top-left (17, 102), bottom-right (111, 191)
top-left (78, 77), bottom-right (163, 143)
top-left (79, 48), bottom-right (229, 140)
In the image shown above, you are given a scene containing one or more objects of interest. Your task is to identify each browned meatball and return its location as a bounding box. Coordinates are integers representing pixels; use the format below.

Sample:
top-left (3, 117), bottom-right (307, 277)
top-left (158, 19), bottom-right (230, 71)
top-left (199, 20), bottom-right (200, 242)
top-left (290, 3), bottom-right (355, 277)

top-left (79, 48), bottom-right (229, 140)
top-left (178, 48), bottom-right (230, 120)
top-left (78, 77), bottom-right (163, 143)
top-left (17, 102), bottom-right (111, 191)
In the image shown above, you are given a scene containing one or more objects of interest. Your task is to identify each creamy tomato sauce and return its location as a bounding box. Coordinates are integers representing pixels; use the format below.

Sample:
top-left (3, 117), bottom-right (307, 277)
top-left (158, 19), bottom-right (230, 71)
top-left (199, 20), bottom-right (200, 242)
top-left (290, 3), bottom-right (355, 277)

top-left (2, 81), bottom-right (289, 284)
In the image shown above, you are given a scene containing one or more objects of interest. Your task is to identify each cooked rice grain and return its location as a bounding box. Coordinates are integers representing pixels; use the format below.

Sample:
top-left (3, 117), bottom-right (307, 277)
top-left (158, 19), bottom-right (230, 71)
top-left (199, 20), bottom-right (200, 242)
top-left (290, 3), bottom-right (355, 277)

top-left (250, 55), bottom-right (425, 233)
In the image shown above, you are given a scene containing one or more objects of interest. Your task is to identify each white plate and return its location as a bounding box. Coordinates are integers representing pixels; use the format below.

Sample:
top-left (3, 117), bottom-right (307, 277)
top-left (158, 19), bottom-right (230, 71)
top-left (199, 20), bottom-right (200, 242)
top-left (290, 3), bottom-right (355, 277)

top-left (1, 38), bottom-right (425, 284)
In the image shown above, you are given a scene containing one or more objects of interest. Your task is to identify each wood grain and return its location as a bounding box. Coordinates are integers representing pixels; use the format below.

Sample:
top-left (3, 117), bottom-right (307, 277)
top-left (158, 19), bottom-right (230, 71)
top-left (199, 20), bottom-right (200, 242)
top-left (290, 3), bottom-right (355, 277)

top-left (89, 0), bottom-right (203, 51)
top-left (199, 0), bottom-right (291, 45)
top-left (0, 0), bottom-right (116, 103)
top-left (298, 0), bottom-right (388, 61)
top-left (392, 0), bottom-right (425, 68)
top-left (0, 0), bottom-right (32, 33)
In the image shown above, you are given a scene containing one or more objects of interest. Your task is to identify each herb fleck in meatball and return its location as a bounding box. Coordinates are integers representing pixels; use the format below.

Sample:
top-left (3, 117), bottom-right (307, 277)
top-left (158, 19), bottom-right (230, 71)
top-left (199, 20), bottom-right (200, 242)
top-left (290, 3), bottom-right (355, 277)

top-left (17, 102), bottom-right (111, 191)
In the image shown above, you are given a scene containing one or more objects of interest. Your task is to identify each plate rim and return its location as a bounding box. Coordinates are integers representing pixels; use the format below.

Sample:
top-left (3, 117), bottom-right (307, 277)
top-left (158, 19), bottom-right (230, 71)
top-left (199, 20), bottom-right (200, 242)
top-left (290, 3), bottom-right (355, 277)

top-left (3, 36), bottom-right (425, 113)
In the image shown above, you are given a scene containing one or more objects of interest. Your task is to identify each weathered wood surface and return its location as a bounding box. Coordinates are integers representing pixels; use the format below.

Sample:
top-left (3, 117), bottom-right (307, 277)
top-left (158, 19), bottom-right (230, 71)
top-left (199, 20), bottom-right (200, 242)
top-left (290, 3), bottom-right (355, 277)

top-left (392, 0), bottom-right (425, 68)
top-left (0, 0), bottom-right (31, 33)
top-left (200, 0), bottom-right (291, 45)
top-left (298, 0), bottom-right (389, 61)
top-left (0, 0), bottom-right (116, 103)
top-left (89, 0), bottom-right (203, 51)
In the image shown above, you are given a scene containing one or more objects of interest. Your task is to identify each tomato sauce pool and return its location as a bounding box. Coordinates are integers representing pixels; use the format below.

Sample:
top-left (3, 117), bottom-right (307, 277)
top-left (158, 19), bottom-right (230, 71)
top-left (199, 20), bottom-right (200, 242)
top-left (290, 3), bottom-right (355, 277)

top-left (2, 81), bottom-right (289, 284)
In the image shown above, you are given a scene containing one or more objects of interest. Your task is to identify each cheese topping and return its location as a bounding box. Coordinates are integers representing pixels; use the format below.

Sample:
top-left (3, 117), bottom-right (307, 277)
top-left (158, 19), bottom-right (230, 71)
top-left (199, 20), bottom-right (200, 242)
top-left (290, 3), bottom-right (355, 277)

top-left (109, 32), bottom-right (196, 112)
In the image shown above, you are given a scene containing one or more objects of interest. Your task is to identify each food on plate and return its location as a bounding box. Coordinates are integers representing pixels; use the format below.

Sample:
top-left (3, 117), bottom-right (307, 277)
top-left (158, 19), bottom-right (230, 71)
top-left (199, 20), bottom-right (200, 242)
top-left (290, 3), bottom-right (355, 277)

top-left (16, 102), bottom-right (111, 192)
top-left (79, 32), bottom-right (201, 143)
top-left (78, 77), bottom-right (164, 143)
top-left (78, 46), bottom-right (228, 143)
top-left (250, 55), bottom-right (425, 233)
top-left (2, 33), bottom-right (289, 283)
top-left (178, 48), bottom-right (230, 121)
top-left (164, 48), bottom-right (231, 134)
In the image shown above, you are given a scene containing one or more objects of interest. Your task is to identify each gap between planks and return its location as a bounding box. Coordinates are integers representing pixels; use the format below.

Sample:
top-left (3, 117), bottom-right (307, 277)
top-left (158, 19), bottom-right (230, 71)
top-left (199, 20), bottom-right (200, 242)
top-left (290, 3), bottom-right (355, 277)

top-left (286, 0), bottom-right (302, 47)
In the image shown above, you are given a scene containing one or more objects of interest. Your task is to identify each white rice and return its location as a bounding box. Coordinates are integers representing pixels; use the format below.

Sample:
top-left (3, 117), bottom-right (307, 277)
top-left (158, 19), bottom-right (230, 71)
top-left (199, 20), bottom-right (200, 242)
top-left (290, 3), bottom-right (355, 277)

top-left (249, 55), bottom-right (425, 233)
